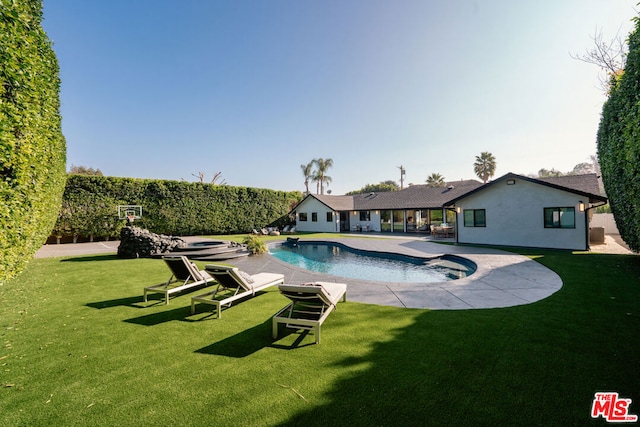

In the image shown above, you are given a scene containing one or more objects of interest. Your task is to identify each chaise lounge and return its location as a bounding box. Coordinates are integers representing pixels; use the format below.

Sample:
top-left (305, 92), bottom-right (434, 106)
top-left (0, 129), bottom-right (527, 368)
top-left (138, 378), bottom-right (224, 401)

top-left (190, 264), bottom-right (284, 318)
top-left (272, 282), bottom-right (347, 344)
top-left (143, 256), bottom-right (215, 304)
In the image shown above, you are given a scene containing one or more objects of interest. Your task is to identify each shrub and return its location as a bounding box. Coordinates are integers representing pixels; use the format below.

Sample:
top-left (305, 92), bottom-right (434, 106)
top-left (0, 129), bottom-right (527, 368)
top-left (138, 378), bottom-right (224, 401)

top-left (597, 15), bottom-right (640, 252)
top-left (243, 235), bottom-right (268, 254)
top-left (0, 1), bottom-right (66, 283)
top-left (52, 175), bottom-right (303, 239)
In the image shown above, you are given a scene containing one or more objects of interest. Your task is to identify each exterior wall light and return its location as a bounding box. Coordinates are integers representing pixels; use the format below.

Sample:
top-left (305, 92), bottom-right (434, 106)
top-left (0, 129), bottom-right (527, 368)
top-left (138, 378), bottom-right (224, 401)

top-left (579, 201), bottom-right (585, 212)
top-left (456, 206), bottom-right (461, 213)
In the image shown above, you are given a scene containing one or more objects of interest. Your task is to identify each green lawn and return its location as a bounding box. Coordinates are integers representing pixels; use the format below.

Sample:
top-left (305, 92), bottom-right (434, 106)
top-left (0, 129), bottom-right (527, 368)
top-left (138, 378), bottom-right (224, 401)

top-left (1, 244), bottom-right (639, 426)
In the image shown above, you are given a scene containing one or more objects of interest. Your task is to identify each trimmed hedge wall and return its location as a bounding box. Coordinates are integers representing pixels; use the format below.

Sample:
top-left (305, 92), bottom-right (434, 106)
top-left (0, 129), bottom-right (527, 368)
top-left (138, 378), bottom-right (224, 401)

top-left (597, 15), bottom-right (640, 252)
top-left (1, 1), bottom-right (67, 284)
top-left (53, 175), bottom-right (303, 239)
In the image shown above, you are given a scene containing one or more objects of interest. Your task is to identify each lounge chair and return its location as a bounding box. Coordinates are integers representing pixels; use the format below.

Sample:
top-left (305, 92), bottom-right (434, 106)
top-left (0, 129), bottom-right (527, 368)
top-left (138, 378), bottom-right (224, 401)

top-left (272, 282), bottom-right (347, 344)
top-left (190, 264), bottom-right (284, 318)
top-left (143, 256), bottom-right (215, 304)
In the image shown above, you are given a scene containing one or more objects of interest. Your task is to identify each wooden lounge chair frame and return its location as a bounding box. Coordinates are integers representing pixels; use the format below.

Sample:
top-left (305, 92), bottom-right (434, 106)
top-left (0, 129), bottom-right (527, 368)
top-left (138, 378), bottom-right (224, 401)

top-left (143, 256), bottom-right (215, 304)
top-left (190, 264), bottom-right (284, 318)
top-left (272, 282), bottom-right (347, 344)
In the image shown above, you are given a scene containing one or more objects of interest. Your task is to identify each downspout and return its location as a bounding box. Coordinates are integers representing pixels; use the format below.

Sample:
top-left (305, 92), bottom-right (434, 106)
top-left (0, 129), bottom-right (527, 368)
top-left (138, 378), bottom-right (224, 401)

top-left (584, 201), bottom-right (607, 251)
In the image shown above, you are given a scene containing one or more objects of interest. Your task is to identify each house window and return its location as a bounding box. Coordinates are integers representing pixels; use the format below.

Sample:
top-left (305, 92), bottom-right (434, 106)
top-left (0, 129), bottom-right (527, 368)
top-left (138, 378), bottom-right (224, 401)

top-left (359, 211), bottom-right (371, 221)
top-left (326, 212), bottom-right (333, 222)
top-left (544, 207), bottom-right (575, 228)
top-left (463, 209), bottom-right (486, 227)
top-left (299, 213), bottom-right (307, 222)
top-left (311, 212), bottom-right (318, 222)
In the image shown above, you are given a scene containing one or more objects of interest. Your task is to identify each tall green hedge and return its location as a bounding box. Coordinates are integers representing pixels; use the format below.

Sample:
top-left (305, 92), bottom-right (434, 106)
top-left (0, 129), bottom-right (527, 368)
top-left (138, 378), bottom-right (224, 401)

top-left (0, 1), bottom-right (67, 284)
top-left (597, 15), bottom-right (640, 252)
top-left (54, 175), bottom-right (302, 238)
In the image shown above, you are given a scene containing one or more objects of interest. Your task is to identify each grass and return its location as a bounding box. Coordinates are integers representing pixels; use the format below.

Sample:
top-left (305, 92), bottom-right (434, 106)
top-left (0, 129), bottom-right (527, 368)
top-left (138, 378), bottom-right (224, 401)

top-left (1, 243), bottom-right (639, 426)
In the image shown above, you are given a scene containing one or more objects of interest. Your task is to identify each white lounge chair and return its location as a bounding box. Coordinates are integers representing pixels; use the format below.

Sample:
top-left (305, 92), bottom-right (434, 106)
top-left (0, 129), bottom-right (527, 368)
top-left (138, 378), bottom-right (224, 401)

top-left (190, 264), bottom-right (284, 318)
top-left (272, 282), bottom-right (347, 344)
top-left (143, 256), bottom-right (215, 304)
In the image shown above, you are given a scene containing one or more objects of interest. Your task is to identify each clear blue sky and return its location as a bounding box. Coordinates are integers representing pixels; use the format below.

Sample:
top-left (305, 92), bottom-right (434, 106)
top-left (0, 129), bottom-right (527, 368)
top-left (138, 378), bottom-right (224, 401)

top-left (42, 0), bottom-right (637, 195)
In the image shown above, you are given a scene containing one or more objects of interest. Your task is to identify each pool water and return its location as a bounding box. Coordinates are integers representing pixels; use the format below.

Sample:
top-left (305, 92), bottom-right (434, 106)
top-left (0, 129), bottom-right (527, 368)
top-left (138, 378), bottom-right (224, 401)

top-left (269, 241), bottom-right (475, 283)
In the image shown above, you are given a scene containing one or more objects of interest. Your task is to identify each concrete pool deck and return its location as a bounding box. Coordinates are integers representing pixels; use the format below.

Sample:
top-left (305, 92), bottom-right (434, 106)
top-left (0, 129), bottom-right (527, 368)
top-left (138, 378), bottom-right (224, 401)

top-left (34, 234), bottom-right (632, 310)
top-left (238, 237), bottom-right (564, 310)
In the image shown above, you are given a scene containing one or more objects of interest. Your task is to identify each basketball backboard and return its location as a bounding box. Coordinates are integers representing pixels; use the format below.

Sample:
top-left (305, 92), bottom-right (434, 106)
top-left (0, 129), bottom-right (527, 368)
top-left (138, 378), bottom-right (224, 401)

top-left (118, 205), bottom-right (143, 221)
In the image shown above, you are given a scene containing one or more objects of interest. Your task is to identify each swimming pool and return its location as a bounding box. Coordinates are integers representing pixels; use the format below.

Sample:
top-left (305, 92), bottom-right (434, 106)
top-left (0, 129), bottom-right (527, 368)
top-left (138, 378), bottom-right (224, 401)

top-left (269, 241), bottom-right (476, 283)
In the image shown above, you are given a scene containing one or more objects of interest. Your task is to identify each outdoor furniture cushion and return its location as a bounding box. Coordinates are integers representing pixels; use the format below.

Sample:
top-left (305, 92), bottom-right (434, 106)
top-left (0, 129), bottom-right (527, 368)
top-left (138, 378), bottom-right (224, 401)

top-left (272, 281), bottom-right (347, 344)
top-left (190, 264), bottom-right (284, 318)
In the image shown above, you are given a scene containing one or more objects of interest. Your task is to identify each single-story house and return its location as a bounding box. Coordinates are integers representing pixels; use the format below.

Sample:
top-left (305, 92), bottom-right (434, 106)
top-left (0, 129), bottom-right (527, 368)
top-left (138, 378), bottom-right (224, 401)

top-left (445, 172), bottom-right (607, 251)
top-left (293, 179), bottom-right (483, 233)
top-left (291, 173), bottom-right (607, 250)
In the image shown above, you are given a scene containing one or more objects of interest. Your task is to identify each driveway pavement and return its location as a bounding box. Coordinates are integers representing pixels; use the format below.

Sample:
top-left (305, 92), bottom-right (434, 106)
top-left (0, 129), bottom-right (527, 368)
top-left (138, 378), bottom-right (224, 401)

top-left (34, 234), bottom-right (632, 310)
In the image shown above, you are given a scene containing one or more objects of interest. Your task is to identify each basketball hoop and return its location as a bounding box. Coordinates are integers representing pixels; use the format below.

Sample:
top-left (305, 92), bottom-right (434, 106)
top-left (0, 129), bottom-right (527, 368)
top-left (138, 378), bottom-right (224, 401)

top-left (118, 205), bottom-right (143, 223)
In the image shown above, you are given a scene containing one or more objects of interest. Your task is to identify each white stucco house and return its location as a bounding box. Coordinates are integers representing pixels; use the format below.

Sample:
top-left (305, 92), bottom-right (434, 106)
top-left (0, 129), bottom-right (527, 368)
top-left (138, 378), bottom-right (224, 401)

top-left (445, 173), bottom-right (607, 251)
top-left (293, 180), bottom-right (483, 234)
top-left (291, 173), bottom-right (607, 251)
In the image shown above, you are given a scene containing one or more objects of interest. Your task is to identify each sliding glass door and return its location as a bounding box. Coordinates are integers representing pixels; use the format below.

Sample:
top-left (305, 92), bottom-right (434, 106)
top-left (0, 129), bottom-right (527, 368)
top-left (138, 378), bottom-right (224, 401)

top-left (393, 210), bottom-right (404, 232)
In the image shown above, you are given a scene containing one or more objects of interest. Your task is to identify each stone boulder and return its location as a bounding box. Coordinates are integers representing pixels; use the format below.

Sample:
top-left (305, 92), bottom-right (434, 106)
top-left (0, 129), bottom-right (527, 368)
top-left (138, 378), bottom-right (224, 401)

top-left (117, 226), bottom-right (186, 258)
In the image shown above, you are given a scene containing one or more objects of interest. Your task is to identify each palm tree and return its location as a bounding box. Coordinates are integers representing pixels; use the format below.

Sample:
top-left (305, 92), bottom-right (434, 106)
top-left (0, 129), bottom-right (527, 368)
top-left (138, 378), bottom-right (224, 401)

top-left (474, 152), bottom-right (497, 183)
top-left (311, 169), bottom-right (322, 194)
top-left (425, 173), bottom-right (446, 188)
top-left (313, 158), bottom-right (333, 195)
top-left (300, 161), bottom-right (314, 194)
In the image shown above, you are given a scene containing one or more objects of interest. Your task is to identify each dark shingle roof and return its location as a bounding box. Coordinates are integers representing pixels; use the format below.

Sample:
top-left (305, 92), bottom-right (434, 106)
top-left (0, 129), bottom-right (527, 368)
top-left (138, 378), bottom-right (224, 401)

top-left (296, 174), bottom-right (606, 213)
top-left (312, 194), bottom-right (355, 211)
top-left (537, 174), bottom-right (603, 196)
top-left (307, 180), bottom-right (483, 211)
top-left (445, 172), bottom-right (607, 205)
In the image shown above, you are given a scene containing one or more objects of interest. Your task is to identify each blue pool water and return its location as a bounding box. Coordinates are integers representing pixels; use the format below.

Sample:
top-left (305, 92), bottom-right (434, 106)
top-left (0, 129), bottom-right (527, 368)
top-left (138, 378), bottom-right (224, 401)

top-left (269, 241), bottom-right (476, 283)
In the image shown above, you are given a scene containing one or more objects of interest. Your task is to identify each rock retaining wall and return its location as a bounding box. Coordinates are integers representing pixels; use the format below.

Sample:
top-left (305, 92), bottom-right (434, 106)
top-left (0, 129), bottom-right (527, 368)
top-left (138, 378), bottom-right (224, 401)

top-left (117, 226), bottom-right (186, 258)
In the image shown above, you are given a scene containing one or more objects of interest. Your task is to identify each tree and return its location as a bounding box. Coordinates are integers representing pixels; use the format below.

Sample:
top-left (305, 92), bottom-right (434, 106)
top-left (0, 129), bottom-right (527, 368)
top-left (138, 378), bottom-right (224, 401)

top-left (596, 13), bottom-right (640, 252)
top-left (571, 28), bottom-right (627, 93)
top-left (0, 0), bottom-right (67, 284)
top-left (300, 161), bottom-right (314, 194)
top-left (425, 173), bottom-right (446, 188)
top-left (473, 152), bottom-right (497, 183)
top-left (69, 165), bottom-right (103, 176)
top-left (346, 181), bottom-right (399, 195)
top-left (190, 171), bottom-right (226, 185)
top-left (537, 168), bottom-right (564, 178)
top-left (568, 162), bottom-right (595, 176)
top-left (313, 158), bottom-right (333, 195)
